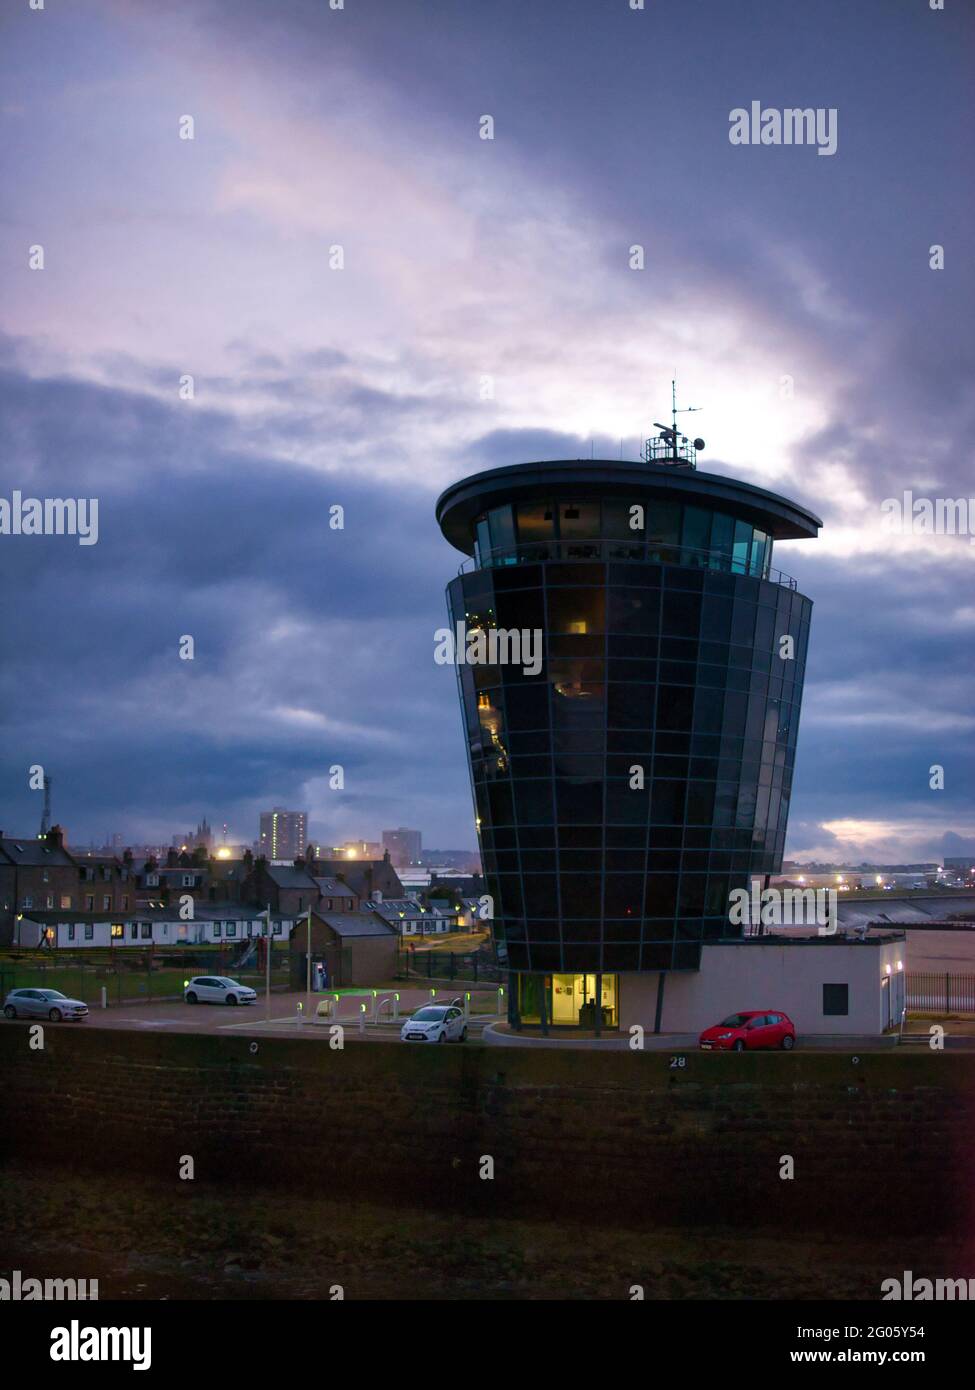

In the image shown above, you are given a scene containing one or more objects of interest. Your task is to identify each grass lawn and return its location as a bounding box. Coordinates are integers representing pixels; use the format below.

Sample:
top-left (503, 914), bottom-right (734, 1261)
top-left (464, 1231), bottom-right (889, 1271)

top-left (3, 964), bottom-right (288, 1004)
top-left (407, 931), bottom-right (490, 952)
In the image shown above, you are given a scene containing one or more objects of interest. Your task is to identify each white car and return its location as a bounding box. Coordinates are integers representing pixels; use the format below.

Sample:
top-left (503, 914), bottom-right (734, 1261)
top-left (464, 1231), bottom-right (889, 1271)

top-left (184, 975), bottom-right (257, 1006)
top-left (400, 1004), bottom-right (467, 1043)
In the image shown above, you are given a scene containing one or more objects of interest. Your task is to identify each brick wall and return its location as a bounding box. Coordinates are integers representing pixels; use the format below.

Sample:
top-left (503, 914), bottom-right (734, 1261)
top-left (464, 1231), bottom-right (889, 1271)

top-left (1, 1025), bottom-right (972, 1237)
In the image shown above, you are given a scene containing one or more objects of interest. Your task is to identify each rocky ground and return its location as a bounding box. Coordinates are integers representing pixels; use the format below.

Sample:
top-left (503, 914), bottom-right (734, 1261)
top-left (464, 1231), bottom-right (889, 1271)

top-left (1, 1162), bottom-right (970, 1300)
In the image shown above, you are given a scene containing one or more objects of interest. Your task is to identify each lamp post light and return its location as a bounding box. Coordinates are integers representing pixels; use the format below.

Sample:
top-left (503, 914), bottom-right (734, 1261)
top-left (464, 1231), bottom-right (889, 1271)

top-left (305, 904), bottom-right (312, 1019)
top-left (264, 903), bottom-right (272, 1022)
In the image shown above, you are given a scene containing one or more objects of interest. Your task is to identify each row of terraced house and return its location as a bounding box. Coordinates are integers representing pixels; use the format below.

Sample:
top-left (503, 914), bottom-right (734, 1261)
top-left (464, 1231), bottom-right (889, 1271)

top-left (0, 826), bottom-right (487, 951)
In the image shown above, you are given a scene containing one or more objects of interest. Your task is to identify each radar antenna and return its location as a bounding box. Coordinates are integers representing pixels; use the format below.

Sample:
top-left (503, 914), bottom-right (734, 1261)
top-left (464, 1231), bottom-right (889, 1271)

top-left (645, 379), bottom-right (705, 467)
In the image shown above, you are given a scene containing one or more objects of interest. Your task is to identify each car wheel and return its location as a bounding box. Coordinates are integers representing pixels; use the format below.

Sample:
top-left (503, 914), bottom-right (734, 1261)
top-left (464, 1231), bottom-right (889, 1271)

top-left (48, 1008), bottom-right (62, 1022)
top-left (226, 994), bottom-right (238, 1006)
top-left (186, 991), bottom-right (198, 1004)
top-left (3, 1005), bottom-right (16, 1020)
top-left (733, 1039), bottom-right (745, 1052)
top-left (459, 1026), bottom-right (468, 1042)
top-left (781, 1033), bottom-right (795, 1050)
top-left (437, 1031), bottom-right (446, 1042)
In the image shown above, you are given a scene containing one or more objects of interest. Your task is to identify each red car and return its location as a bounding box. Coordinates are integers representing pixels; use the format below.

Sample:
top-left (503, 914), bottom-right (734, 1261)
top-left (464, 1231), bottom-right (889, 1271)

top-left (699, 1010), bottom-right (796, 1051)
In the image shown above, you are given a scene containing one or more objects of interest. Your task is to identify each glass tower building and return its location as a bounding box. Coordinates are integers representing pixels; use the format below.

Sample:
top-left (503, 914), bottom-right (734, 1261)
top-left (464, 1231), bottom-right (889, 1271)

top-left (436, 452), bottom-right (820, 1029)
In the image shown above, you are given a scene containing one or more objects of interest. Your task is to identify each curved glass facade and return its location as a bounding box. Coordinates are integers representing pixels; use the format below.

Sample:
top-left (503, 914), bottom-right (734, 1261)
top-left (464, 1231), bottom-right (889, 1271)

top-left (437, 460), bottom-right (820, 1005)
top-left (474, 499), bottom-right (773, 579)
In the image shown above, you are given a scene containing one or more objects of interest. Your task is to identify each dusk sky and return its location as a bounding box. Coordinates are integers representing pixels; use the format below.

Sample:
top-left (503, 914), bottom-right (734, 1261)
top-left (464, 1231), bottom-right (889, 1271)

top-left (1, 0), bottom-right (972, 862)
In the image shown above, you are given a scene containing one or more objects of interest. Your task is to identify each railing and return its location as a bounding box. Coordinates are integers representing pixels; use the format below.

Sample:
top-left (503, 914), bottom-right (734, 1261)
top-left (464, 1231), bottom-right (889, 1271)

top-left (399, 946), bottom-right (504, 983)
top-left (905, 972), bottom-right (975, 1015)
top-left (459, 540), bottom-right (797, 589)
top-left (644, 437), bottom-right (698, 467)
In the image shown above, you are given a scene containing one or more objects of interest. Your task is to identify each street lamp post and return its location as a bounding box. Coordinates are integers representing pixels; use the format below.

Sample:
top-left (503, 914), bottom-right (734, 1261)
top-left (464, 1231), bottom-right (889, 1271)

top-left (264, 903), bottom-right (272, 1022)
top-left (305, 904), bottom-right (312, 1018)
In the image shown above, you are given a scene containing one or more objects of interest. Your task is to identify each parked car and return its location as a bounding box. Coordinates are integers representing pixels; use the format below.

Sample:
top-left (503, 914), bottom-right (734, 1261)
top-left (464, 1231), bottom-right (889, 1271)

top-left (184, 976), bottom-right (257, 1006)
top-left (699, 1010), bottom-right (795, 1051)
top-left (3, 988), bottom-right (88, 1022)
top-left (400, 1004), bottom-right (467, 1043)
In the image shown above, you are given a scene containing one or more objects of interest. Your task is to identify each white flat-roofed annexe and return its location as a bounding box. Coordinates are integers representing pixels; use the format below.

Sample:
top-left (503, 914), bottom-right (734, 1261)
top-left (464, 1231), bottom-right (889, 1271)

top-left (619, 933), bottom-right (907, 1037)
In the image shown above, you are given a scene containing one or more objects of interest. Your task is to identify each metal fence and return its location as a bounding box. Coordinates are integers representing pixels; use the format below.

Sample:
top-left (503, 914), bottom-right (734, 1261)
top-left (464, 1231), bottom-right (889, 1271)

top-left (0, 947), bottom-right (290, 1006)
top-left (905, 972), bottom-right (975, 1016)
top-left (399, 946), bottom-right (504, 984)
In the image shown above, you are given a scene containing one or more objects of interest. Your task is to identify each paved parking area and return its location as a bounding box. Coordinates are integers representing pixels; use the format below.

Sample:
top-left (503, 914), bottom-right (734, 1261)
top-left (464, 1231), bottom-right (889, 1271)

top-left (0, 989), bottom-right (503, 1043)
top-left (7, 997), bottom-right (972, 1049)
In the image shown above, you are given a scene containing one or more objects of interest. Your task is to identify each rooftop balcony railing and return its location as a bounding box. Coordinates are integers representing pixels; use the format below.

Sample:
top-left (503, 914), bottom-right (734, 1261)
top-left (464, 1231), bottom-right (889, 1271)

top-left (458, 540), bottom-right (798, 589)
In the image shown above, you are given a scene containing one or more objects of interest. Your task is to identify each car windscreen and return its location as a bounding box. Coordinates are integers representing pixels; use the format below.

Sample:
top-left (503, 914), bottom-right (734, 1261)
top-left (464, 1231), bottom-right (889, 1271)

top-left (412, 1008), bottom-right (445, 1021)
top-left (40, 991), bottom-right (67, 1000)
top-left (720, 1014), bottom-right (751, 1027)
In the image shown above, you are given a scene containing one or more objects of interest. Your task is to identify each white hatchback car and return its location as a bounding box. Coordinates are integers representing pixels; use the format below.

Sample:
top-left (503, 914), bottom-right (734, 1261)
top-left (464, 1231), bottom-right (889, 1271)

top-left (184, 976), bottom-right (257, 1006)
top-left (400, 1004), bottom-right (467, 1043)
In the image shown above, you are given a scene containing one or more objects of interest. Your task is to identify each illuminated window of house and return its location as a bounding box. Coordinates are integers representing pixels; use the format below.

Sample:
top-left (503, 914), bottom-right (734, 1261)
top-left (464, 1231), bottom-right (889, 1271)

top-left (111, 923), bottom-right (124, 939)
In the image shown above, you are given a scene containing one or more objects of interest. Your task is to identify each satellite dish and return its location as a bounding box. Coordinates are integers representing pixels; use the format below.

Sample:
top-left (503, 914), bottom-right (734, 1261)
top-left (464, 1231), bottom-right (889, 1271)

top-left (693, 437), bottom-right (705, 451)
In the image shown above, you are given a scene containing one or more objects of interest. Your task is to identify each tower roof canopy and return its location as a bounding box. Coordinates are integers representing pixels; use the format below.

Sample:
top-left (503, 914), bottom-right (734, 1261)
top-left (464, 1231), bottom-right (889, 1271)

top-left (436, 459), bottom-right (822, 556)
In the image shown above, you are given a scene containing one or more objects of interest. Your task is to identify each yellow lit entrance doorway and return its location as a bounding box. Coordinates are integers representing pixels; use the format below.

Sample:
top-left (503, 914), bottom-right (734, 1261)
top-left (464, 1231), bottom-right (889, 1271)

top-left (550, 973), bottom-right (617, 1028)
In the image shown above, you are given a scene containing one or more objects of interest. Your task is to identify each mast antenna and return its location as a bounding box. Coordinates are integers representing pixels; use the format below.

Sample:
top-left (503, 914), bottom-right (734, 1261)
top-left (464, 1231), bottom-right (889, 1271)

top-left (644, 378), bottom-right (705, 467)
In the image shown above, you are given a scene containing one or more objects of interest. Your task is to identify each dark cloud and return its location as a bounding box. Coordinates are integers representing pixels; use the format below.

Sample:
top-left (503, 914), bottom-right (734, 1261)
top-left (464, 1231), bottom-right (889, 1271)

top-left (1, 0), bottom-right (971, 859)
top-left (0, 361), bottom-right (469, 846)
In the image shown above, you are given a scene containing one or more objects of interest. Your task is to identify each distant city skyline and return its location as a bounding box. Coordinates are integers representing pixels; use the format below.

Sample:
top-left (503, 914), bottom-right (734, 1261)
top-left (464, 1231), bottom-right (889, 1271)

top-left (51, 818), bottom-right (475, 861)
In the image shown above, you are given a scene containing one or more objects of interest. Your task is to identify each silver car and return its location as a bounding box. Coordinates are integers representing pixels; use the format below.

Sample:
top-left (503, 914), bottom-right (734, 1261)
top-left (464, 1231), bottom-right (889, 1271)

top-left (184, 975), bottom-right (257, 1006)
top-left (3, 988), bottom-right (88, 1022)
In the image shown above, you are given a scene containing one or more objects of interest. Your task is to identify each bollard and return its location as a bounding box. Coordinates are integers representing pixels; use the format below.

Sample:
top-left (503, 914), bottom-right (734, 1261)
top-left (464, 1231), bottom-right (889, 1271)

top-left (464, 991), bottom-right (471, 1021)
top-left (359, 1003), bottom-right (366, 1034)
top-left (297, 1000), bottom-right (304, 1028)
top-left (393, 992), bottom-right (400, 1022)
top-left (101, 986), bottom-right (107, 1010)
